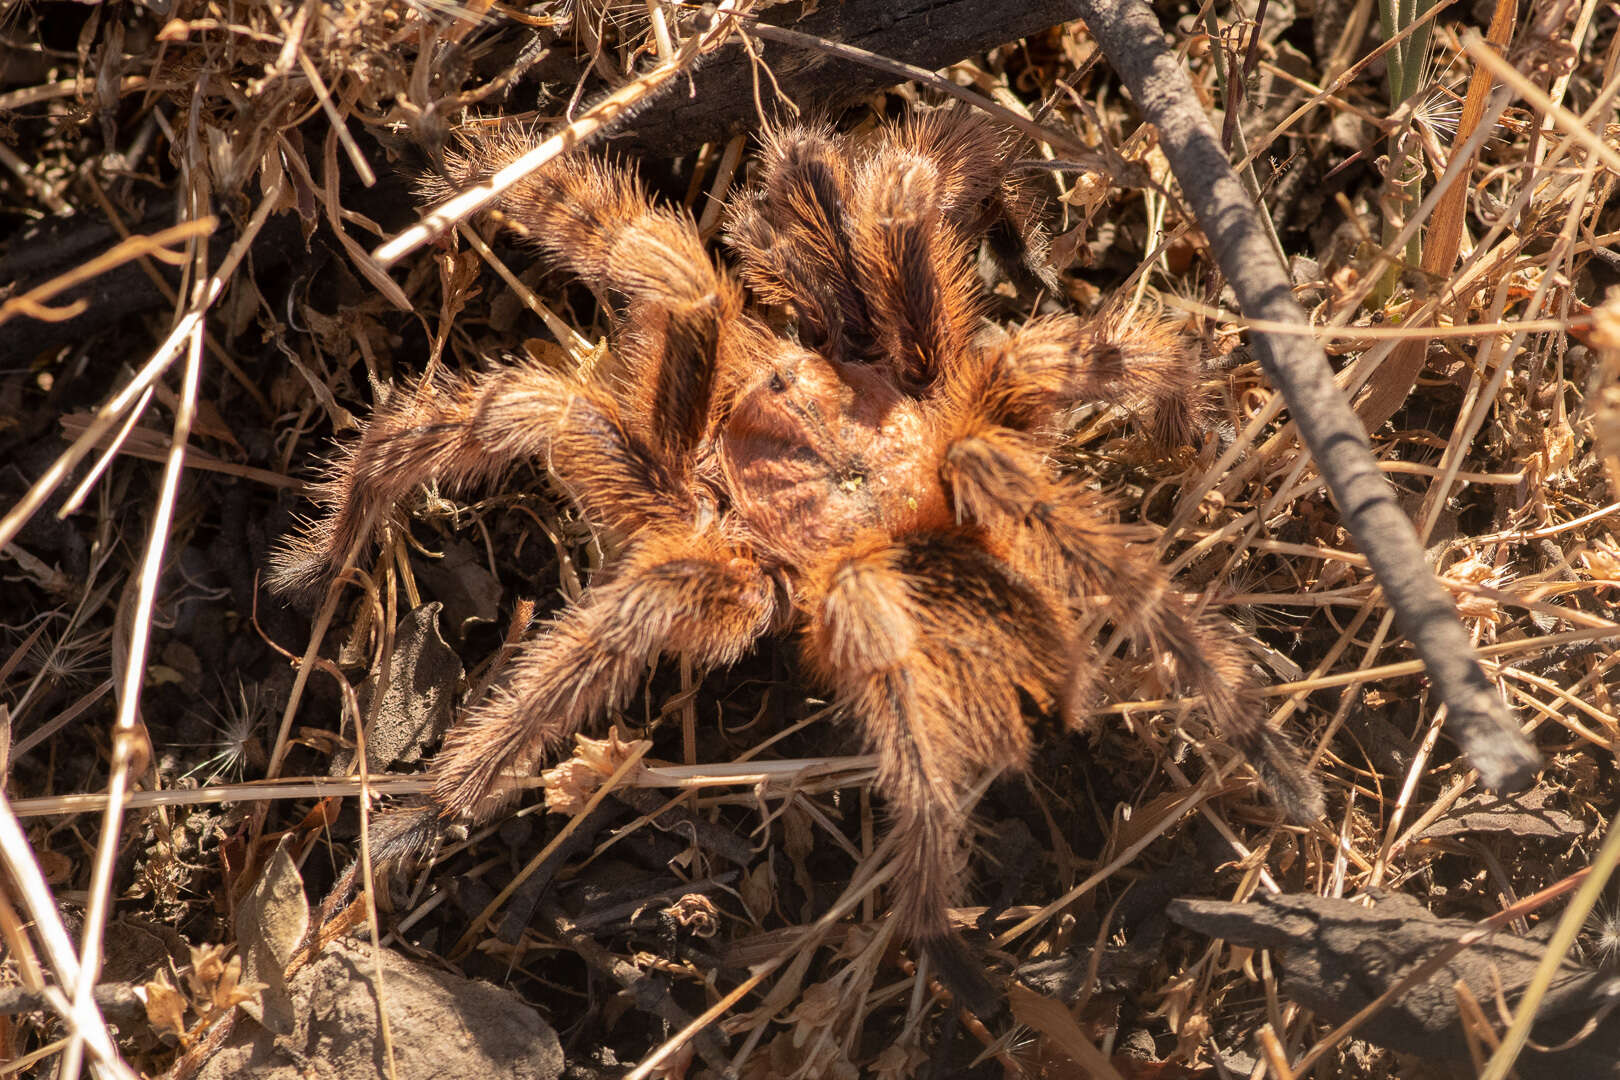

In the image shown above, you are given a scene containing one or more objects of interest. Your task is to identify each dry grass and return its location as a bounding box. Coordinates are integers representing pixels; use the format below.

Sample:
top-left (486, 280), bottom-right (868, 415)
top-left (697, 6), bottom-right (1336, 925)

top-left (1, 1), bottom-right (1617, 1077)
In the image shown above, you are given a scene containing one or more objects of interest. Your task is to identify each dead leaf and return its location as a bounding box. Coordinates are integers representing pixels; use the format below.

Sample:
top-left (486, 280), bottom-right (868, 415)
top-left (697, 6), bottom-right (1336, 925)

top-left (739, 860), bottom-right (776, 926)
top-left (784, 979), bottom-right (844, 1048)
top-left (541, 727), bottom-right (652, 815)
top-left (35, 847), bottom-right (72, 885)
top-left (1420, 788), bottom-right (1585, 841)
top-left (1577, 535), bottom-right (1620, 583)
top-left (411, 540), bottom-right (503, 640)
top-left (186, 944), bottom-right (260, 1016)
top-left (185, 943), bottom-right (226, 1003)
top-left (143, 970), bottom-right (189, 1044)
top-left (343, 602), bottom-right (462, 773)
top-left (868, 1039), bottom-right (927, 1079)
top-left (235, 834), bottom-right (310, 1035)
top-left (1008, 982), bottom-right (1128, 1080)
top-left (1442, 552), bottom-right (1511, 622)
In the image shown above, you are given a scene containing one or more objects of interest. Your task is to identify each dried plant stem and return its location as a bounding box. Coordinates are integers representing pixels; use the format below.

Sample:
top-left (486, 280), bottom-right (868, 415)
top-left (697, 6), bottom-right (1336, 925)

top-left (1414, 263), bottom-right (1525, 544)
top-left (0, 190), bottom-right (275, 553)
top-left (625, 965), bottom-right (775, 1080)
top-left (645, 0), bottom-right (676, 60)
top-left (1373, 0), bottom-right (1440, 298)
top-left (454, 222), bottom-right (591, 355)
top-left (7, 776), bottom-right (434, 818)
top-left (1173, 307), bottom-right (1578, 341)
top-left (1167, 88), bottom-right (1588, 560)
top-left (1257, 1022), bottom-right (1298, 1080)
top-left (696, 133), bottom-right (747, 237)
top-left (1314, 64), bottom-right (1616, 369)
top-left (4, 755), bottom-right (884, 819)
top-left (61, 388), bottom-right (157, 514)
top-left (1088, 624), bottom-right (1620, 717)
top-left (0, 793), bottom-right (136, 1080)
top-left (994, 776), bottom-right (1217, 948)
top-left (296, 50), bottom-right (375, 187)
top-left (264, 512), bottom-right (376, 782)
top-left (1465, 29), bottom-right (1620, 174)
top-left (60, 293), bottom-right (201, 1080)
top-left (1357, 0), bottom-right (1518, 431)
top-left (1196, 5), bottom-right (1285, 265)
top-left (445, 740), bottom-right (651, 960)
top-left (1537, 0), bottom-right (1604, 160)
top-left (338, 635), bottom-right (401, 1080)
top-left (742, 21), bottom-right (1108, 167)
top-left (1481, 809), bottom-right (1620, 1079)
top-left (1367, 703), bottom-right (1454, 887)
top-left (0, 219), bottom-right (211, 328)
top-left (1339, 83), bottom-right (1513, 396)
top-left (10, 680), bottom-right (114, 762)
top-left (1072, 0), bottom-right (1539, 790)
top-left (1233, 0), bottom-right (1459, 174)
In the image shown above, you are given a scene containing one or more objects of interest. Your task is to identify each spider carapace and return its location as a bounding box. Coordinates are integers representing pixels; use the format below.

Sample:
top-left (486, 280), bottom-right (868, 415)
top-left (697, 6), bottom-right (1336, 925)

top-left (270, 106), bottom-right (1324, 1007)
top-left (723, 347), bottom-right (949, 557)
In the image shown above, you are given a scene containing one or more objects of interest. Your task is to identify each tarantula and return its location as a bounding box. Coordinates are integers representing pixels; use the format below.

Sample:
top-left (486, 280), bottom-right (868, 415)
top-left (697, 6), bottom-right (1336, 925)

top-left (270, 107), bottom-right (1323, 1001)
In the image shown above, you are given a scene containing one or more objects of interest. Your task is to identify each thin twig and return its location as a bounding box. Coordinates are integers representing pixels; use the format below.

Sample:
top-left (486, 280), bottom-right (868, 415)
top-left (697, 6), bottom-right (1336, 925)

top-left (0, 194), bottom-right (275, 553)
top-left (0, 219), bottom-right (212, 328)
top-left (1463, 29), bottom-right (1620, 175)
top-left (0, 793), bottom-right (136, 1080)
top-left (58, 279), bottom-right (204, 1080)
top-left (374, 0), bottom-right (749, 267)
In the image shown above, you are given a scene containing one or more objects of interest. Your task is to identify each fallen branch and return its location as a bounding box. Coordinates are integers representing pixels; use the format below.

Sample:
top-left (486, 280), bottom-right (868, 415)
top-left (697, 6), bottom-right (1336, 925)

top-left (607, 0), bottom-right (1098, 156)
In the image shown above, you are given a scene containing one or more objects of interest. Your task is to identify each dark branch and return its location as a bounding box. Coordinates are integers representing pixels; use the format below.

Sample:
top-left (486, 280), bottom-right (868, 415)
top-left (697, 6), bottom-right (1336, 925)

top-left (610, 0), bottom-right (1092, 155)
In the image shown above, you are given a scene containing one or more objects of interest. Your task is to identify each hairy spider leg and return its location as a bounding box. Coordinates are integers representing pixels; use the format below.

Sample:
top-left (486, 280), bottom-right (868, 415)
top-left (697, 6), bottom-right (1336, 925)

top-left (433, 527), bottom-right (776, 820)
top-left (428, 138), bottom-right (746, 463)
top-left (728, 113), bottom-right (1005, 386)
top-left (940, 426), bottom-right (1326, 824)
top-left (957, 310), bottom-right (1211, 447)
top-left (800, 530), bottom-right (1067, 1007)
top-left (878, 108), bottom-right (1012, 231)
top-left (267, 363), bottom-right (689, 596)
top-left (844, 140), bottom-right (982, 391)
top-left (1031, 485), bottom-right (1323, 823)
top-left (723, 125), bottom-right (873, 357)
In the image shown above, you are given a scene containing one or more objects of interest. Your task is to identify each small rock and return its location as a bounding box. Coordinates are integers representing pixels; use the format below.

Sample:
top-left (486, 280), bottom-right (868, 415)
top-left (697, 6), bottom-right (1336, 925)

top-left (197, 939), bottom-right (563, 1080)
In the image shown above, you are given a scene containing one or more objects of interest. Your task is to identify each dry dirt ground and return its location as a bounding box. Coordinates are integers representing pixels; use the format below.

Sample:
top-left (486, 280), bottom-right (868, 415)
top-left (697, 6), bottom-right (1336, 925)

top-left (2, 1), bottom-right (1619, 1078)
